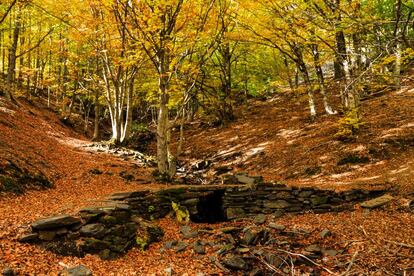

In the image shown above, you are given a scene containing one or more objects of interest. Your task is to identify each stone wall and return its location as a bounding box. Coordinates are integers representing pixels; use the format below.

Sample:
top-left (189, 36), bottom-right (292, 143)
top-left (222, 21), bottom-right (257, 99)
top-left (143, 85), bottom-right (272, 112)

top-left (20, 182), bottom-right (384, 258)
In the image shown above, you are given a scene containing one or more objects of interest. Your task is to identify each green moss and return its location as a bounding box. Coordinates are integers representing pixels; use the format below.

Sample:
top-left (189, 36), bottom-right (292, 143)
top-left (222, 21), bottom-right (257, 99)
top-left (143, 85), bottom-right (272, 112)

top-left (100, 215), bottom-right (117, 225)
top-left (135, 237), bottom-right (148, 251)
top-left (171, 202), bottom-right (190, 223)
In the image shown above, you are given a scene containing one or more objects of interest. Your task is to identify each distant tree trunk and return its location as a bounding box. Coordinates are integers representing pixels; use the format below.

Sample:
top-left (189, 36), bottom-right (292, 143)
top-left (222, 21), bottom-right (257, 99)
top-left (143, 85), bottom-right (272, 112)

top-left (92, 89), bottom-right (100, 141)
top-left (283, 56), bottom-right (295, 92)
top-left (297, 62), bottom-right (316, 119)
top-left (292, 44), bottom-right (316, 118)
top-left (311, 44), bottom-right (336, 115)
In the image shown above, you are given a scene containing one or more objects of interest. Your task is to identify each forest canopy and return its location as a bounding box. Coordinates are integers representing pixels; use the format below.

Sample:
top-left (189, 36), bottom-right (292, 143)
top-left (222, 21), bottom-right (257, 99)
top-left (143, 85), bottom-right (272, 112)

top-left (0, 0), bottom-right (413, 178)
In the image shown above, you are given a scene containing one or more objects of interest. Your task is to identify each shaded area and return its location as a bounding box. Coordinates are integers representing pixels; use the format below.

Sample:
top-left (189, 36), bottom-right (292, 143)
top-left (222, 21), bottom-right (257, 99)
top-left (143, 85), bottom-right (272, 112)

top-left (191, 190), bottom-right (226, 223)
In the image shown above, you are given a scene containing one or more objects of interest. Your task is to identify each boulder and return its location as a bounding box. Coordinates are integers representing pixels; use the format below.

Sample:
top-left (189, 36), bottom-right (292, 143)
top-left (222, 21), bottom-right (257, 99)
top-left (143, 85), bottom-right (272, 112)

top-left (32, 215), bottom-right (81, 231)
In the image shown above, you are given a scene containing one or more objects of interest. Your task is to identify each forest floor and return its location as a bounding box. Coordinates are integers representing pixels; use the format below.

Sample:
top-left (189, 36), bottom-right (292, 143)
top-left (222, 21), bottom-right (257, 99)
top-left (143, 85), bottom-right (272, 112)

top-left (0, 76), bottom-right (413, 275)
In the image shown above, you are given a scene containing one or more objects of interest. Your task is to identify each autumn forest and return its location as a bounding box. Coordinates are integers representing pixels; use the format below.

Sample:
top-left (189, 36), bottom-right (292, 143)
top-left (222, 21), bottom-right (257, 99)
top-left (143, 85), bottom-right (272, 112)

top-left (0, 0), bottom-right (413, 275)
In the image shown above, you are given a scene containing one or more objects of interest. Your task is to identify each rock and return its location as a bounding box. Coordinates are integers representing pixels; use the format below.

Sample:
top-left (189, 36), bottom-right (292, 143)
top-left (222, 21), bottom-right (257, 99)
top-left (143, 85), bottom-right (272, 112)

top-left (310, 196), bottom-right (328, 205)
top-left (298, 191), bottom-right (314, 198)
top-left (180, 225), bottom-right (192, 235)
top-left (99, 249), bottom-right (112, 260)
top-left (193, 241), bottom-right (206, 254)
top-left (32, 215), bottom-right (81, 230)
top-left (273, 210), bottom-right (285, 218)
top-left (264, 200), bottom-right (291, 209)
top-left (249, 268), bottom-right (265, 276)
top-left (18, 233), bottom-right (39, 243)
top-left (80, 224), bottom-right (106, 238)
top-left (217, 244), bottom-right (235, 255)
top-left (164, 267), bottom-right (174, 276)
top-left (320, 229), bottom-right (331, 239)
top-left (237, 247), bottom-right (250, 253)
top-left (164, 240), bottom-right (177, 249)
top-left (180, 225), bottom-right (198, 239)
top-left (2, 267), bottom-right (15, 276)
top-left (175, 241), bottom-right (188, 252)
top-left (235, 174), bottom-right (257, 185)
top-left (265, 253), bottom-right (283, 267)
top-left (133, 217), bottom-right (164, 250)
top-left (361, 194), bottom-right (394, 209)
top-left (243, 229), bottom-right (257, 245)
top-left (89, 169), bottom-right (102, 175)
top-left (226, 207), bottom-right (245, 220)
top-left (305, 244), bottom-right (322, 253)
top-left (253, 214), bottom-right (266, 225)
top-left (60, 265), bottom-right (92, 276)
top-left (268, 223), bottom-right (285, 231)
top-left (83, 238), bottom-right (111, 252)
top-left (39, 231), bottom-right (56, 241)
top-left (322, 249), bottom-right (338, 257)
top-left (222, 255), bottom-right (248, 271)
top-left (220, 227), bottom-right (240, 234)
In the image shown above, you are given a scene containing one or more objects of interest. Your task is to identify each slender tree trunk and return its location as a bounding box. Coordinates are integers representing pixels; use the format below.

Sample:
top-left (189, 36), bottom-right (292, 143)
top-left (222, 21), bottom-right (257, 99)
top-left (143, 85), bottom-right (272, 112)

top-left (92, 89), bottom-right (100, 141)
top-left (5, 9), bottom-right (20, 101)
top-left (311, 45), bottom-right (335, 115)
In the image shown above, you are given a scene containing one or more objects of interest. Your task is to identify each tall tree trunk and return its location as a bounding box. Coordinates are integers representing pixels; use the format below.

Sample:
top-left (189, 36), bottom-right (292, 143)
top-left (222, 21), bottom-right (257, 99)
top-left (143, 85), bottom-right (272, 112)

top-left (5, 8), bottom-right (20, 101)
top-left (311, 45), bottom-right (335, 115)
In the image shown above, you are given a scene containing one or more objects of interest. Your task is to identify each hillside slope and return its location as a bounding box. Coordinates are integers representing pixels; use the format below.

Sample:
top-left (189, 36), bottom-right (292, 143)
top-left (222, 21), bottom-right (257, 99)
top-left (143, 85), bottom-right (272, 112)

top-left (0, 80), bottom-right (413, 274)
top-left (178, 79), bottom-right (414, 195)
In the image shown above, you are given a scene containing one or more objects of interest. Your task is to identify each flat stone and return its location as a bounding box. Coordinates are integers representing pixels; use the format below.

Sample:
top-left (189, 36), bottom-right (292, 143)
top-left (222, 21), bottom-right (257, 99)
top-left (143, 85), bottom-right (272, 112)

top-left (265, 252), bottom-right (283, 267)
top-left (264, 200), bottom-right (291, 209)
top-left (320, 229), bottom-right (331, 238)
top-left (322, 249), bottom-right (338, 257)
top-left (243, 229), bottom-right (257, 245)
top-left (361, 194), bottom-right (394, 208)
top-left (39, 231), bottom-right (56, 241)
top-left (310, 196), bottom-right (328, 205)
top-left (80, 224), bottom-right (106, 238)
top-left (175, 242), bottom-right (188, 252)
top-left (305, 244), bottom-right (322, 253)
top-left (220, 227), bottom-right (240, 234)
top-left (60, 265), bottom-right (92, 276)
top-left (268, 223), bottom-right (286, 231)
top-left (235, 174), bottom-right (256, 185)
top-left (32, 215), bottom-right (81, 230)
top-left (18, 233), bottom-right (39, 243)
top-left (222, 255), bottom-right (248, 271)
top-left (273, 210), bottom-right (285, 218)
top-left (226, 207), bottom-right (245, 219)
top-left (193, 241), bottom-right (206, 254)
top-left (253, 214), bottom-right (266, 225)
top-left (298, 191), bottom-right (314, 198)
top-left (237, 247), bottom-right (250, 253)
top-left (164, 240), bottom-right (177, 249)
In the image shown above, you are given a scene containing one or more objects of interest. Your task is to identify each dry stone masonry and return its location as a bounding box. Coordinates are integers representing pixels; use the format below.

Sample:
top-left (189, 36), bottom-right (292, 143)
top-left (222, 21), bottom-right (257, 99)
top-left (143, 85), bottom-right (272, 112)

top-left (20, 180), bottom-right (384, 259)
